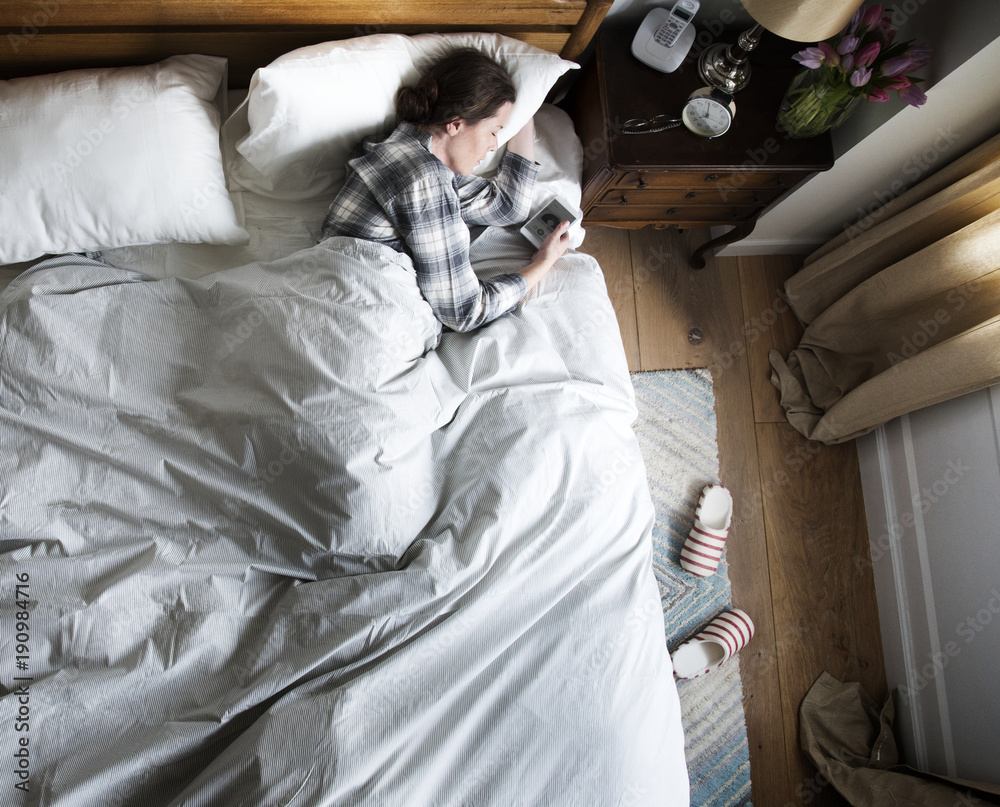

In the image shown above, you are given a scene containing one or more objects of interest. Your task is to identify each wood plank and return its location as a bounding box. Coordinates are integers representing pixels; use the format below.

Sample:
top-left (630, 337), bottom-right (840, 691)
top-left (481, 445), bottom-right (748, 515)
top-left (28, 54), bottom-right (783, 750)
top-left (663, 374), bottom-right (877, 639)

top-left (705, 259), bottom-right (790, 807)
top-left (756, 421), bottom-right (887, 807)
top-left (578, 225), bottom-right (640, 371)
top-left (631, 226), bottom-right (742, 371)
top-left (559, 0), bottom-right (612, 61)
top-left (737, 254), bottom-right (805, 424)
top-left (0, 30), bottom-right (572, 85)
top-left (0, 0), bottom-right (588, 28)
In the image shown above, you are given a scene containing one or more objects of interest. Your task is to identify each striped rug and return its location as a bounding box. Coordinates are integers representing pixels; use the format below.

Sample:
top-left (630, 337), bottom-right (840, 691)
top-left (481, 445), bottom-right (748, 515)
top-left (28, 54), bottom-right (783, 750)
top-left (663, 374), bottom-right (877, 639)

top-left (631, 369), bottom-right (753, 807)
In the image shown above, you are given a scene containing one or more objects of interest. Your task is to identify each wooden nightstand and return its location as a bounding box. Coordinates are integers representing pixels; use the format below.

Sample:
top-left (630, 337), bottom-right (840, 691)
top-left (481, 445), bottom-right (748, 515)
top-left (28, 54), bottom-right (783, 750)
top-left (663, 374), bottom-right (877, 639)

top-left (564, 27), bottom-right (834, 268)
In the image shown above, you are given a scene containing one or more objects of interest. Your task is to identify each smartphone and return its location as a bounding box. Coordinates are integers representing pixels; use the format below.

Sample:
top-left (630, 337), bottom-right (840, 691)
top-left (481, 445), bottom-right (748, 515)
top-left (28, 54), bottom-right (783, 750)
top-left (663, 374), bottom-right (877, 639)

top-left (520, 197), bottom-right (580, 248)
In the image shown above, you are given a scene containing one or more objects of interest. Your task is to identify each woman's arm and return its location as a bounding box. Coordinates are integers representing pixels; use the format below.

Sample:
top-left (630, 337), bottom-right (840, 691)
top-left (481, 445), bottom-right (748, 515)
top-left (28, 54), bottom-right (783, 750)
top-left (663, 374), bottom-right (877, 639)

top-left (504, 117), bottom-right (535, 164)
top-left (395, 175), bottom-right (529, 333)
top-left (459, 118), bottom-right (539, 226)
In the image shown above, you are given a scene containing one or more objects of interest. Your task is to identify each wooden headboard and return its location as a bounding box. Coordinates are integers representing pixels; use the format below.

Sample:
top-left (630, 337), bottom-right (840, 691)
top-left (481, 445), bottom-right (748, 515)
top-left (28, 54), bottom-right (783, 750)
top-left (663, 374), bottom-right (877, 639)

top-left (0, 0), bottom-right (612, 86)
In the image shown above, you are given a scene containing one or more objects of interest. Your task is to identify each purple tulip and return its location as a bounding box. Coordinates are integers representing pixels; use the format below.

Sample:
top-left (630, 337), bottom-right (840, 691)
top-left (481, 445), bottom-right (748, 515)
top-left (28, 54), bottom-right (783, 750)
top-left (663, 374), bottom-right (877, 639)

top-left (880, 54), bottom-right (914, 76)
top-left (878, 15), bottom-right (894, 42)
top-left (884, 75), bottom-right (911, 90)
top-left (899, 83), bottom-right (928, 107)
top-left (868, 86), bottom-right (890, 102)
top-left (838, 35), bottom-right (860, 55)
top-left (841, 54), bottom-right (855, 74)
top-left (850, 67), bottom-right (873, 87)
top-left (856, 41), bottom-right (881, 67)
top-left (882, 44), bottom-right (932, 78)
top-left (818, 42), bottom-right (840, 66)
top-left (861, 4), bottom-right (884, 30)
top-left (793, 46), bottom-right (826, 69)
top-left (846, 8), bottom-right (863, 34)
top-left (907, 43), bottom-right (933, 69)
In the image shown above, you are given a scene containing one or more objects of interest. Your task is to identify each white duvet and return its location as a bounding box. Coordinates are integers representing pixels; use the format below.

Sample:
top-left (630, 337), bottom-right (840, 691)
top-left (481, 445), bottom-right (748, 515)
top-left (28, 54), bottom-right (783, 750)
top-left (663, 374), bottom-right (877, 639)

top-left (0, 223), bottom-right (688, 805)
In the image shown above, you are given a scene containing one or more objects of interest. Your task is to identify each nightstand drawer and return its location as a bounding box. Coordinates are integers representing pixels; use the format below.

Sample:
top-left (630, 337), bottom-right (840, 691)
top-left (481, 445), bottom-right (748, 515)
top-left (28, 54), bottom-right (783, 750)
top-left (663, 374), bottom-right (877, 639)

top-left (585, 203), bottom-right (758, 224)
top-left (598, 186), bottom-right (780, 207)
top-left (615, 170), bottom-right (807, 192)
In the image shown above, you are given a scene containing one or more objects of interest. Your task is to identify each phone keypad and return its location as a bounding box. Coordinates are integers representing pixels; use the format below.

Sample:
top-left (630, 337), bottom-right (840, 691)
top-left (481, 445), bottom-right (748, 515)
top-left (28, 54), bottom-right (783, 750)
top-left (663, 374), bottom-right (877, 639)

top-left (654, 21), bottom-right (685, 47)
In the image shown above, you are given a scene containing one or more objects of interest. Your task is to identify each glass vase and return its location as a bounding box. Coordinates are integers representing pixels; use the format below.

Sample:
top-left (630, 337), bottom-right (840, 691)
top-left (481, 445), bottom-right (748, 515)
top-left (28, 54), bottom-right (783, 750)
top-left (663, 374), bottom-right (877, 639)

top-left (776, 68), bottom-right (864, 139)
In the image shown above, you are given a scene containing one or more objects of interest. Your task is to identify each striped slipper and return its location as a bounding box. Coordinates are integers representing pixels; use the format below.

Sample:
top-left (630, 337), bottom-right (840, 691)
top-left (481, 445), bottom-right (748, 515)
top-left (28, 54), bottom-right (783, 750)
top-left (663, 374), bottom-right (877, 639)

top-left (680, 483), bottom-right (733, 577)
top-left (671, 609), bottom-right (755, 680)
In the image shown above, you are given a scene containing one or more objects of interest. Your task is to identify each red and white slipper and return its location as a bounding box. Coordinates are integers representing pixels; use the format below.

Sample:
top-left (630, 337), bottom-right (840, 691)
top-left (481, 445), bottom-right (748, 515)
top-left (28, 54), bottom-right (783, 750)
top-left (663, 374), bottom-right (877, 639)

top-left (680, 484), bottom-right (733, 577)
top-left (671, 609), bottom-right (755, 680)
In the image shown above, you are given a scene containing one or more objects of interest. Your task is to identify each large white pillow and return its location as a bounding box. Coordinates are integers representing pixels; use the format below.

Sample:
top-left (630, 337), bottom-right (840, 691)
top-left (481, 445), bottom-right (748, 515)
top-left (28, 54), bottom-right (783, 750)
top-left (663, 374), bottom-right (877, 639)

top-left (226, 33), bottom-right (577, 200)
top-left (0, 55), bottom-right (248, 266)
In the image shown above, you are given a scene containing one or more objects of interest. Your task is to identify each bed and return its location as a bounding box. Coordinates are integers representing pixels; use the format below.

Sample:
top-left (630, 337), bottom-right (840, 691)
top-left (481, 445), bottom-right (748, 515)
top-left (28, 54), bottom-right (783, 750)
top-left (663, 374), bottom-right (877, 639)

top-left (0, 2), bottom-right (691, 805)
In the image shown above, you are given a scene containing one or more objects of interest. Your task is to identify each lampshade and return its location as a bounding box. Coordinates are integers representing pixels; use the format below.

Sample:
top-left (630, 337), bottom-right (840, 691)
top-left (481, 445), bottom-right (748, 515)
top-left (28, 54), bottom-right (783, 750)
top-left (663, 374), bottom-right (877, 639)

top-left (740, 0), bottom-right (865, 42)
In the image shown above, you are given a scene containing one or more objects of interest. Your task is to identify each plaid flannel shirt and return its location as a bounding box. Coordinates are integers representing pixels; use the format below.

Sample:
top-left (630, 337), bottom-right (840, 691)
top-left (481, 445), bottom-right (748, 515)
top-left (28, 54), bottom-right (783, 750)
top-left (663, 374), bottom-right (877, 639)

top-left (321, 122), bottom-right (539, 332)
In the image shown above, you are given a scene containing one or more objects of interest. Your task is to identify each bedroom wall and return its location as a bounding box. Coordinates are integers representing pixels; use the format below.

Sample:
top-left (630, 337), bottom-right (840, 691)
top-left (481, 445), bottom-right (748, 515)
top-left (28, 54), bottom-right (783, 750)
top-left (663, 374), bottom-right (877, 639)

top-left (856, 386), bottom-right (1000, 785)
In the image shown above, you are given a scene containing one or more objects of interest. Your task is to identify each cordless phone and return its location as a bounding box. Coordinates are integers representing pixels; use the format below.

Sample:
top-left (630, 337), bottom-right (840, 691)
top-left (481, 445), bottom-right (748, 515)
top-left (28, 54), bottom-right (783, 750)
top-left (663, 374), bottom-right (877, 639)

top-left (631, 0), bottom-right (700, 73)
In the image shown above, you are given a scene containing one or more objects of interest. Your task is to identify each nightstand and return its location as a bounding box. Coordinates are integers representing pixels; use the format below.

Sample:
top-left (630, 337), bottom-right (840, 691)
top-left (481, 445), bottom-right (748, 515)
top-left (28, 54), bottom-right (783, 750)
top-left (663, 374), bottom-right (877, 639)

top-left (564, 27), bottom-right (834, 268)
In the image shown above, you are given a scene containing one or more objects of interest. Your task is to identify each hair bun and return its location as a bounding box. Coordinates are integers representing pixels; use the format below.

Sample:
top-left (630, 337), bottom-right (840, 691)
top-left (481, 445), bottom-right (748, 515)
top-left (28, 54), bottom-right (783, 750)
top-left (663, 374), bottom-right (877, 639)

top-left (396, 76), bottom-right (438, 125)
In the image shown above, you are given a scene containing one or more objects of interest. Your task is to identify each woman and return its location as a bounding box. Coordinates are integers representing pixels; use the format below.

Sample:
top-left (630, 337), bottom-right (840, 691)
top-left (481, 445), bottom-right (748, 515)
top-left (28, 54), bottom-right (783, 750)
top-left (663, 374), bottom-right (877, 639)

top-left (320, 48), bottom-right (570, 333)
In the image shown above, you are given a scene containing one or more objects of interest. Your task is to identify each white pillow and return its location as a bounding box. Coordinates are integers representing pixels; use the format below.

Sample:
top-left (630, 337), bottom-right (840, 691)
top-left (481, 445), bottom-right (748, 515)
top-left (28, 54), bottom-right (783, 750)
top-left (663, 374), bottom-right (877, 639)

top-left (0, 55), bottom-right (248, 266)
top-left (226, 34), bottom-right (577, 200)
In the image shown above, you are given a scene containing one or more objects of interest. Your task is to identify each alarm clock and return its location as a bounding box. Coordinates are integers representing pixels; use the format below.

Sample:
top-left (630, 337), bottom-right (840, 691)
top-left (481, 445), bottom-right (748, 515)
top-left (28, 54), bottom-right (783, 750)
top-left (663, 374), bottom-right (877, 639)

top-left (681, 87), bottom-right (735, 138)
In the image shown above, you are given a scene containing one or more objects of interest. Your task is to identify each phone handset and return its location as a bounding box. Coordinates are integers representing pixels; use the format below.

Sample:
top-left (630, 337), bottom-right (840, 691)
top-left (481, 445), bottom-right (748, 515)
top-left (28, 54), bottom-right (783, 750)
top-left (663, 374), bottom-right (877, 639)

top-left (655, 0), bottom-right (699, 48)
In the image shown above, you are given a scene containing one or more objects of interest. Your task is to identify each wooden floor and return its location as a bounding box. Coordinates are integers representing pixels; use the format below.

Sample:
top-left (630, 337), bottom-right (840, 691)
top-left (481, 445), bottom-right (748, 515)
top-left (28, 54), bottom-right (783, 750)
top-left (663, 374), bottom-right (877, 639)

top-left (578, 226), bottom-right (888, 807)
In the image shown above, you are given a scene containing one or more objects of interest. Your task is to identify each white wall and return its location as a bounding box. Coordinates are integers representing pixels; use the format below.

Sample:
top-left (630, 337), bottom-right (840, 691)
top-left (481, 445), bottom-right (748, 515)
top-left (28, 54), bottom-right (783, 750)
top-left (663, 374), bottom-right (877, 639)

top-left (856, 386), bottom-right (1000, 784)
top-left (706, 2), bottom-right (1000, 255)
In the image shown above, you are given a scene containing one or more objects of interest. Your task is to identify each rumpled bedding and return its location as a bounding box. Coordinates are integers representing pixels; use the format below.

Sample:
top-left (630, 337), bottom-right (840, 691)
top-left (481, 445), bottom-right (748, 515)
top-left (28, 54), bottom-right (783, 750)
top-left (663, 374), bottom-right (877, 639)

top-left (0, 229), bottom-right (688, 806)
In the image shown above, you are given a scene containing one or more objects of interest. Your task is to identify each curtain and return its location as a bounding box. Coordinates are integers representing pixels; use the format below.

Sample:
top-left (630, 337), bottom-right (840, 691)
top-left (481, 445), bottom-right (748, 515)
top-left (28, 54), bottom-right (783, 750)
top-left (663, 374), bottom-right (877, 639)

top-left (769, 131), bottom-right (1000, 444)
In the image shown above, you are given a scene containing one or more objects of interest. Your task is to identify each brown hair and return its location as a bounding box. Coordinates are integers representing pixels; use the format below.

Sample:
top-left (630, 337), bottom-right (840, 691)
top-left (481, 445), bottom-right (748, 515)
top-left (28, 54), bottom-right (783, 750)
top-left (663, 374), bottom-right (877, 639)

top-left (396, 48), bottom-right (516, 128)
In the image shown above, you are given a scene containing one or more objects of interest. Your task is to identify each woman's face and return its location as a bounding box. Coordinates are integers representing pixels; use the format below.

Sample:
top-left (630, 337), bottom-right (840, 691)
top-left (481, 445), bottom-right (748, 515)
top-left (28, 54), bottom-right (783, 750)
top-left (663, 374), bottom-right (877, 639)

top-left (434, 101), bottom-right (513, 176)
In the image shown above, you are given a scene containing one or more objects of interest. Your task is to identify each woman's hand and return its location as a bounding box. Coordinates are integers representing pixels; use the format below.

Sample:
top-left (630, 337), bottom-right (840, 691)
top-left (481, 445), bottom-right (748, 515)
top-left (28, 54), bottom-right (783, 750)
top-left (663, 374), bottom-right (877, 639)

top-left (519, 220), bottom-right (571, 291)
top-left (534, 220), bottom-right (571, 264)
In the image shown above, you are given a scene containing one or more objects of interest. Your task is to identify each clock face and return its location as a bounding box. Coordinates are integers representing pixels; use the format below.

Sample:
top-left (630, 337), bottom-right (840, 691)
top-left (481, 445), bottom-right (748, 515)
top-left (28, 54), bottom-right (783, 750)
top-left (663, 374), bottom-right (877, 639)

top-left (682, 96), bottom-right (732, 138)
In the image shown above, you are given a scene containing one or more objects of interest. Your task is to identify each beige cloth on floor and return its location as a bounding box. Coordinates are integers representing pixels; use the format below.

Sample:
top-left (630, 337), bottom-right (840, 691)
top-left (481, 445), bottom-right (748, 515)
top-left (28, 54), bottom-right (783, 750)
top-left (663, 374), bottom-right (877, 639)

top-left (800, 672), bottom-right (1000, 806)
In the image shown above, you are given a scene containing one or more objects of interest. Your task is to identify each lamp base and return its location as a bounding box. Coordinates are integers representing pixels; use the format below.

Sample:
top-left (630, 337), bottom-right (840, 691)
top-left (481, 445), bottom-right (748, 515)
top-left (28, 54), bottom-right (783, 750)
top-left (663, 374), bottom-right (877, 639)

top-left (698, 42), bottom-right (751, 94)
top-left (697, 23), bottom-right (765, 95)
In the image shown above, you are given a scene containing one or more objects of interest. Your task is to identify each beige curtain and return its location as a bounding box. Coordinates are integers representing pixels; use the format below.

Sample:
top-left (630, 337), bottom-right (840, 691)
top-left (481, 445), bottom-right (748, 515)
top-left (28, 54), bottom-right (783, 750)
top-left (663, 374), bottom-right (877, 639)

top-left (769, 131), bottom-right (1000, 444)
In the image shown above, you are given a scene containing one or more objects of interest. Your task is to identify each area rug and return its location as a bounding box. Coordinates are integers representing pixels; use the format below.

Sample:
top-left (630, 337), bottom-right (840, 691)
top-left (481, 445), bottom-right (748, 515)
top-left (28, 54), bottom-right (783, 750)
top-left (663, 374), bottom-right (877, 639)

top-left (631, 369), bottom-right (753, 807)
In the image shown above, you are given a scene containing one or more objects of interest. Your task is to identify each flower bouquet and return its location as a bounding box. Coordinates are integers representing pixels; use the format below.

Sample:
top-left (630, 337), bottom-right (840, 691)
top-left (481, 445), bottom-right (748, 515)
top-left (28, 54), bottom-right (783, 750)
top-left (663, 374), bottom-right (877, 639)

top-left (777, 2), bottom-right (931, 138)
